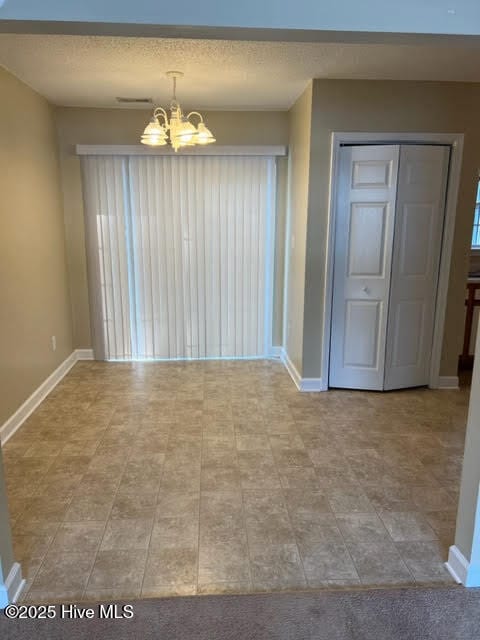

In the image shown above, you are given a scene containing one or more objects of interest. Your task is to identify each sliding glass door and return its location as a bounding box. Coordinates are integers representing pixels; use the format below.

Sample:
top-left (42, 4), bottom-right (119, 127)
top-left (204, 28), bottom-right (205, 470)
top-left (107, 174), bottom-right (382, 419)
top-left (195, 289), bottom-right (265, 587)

top-left (81, 154), bottom-right (275, 360)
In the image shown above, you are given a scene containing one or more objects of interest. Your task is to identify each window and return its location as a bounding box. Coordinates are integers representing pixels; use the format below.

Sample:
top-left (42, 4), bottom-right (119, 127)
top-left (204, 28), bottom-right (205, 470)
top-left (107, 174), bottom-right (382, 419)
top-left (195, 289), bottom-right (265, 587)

top-left (81, 154), bottom-right (276, 360)
top-left (473, 180), bottom-right (480, 249)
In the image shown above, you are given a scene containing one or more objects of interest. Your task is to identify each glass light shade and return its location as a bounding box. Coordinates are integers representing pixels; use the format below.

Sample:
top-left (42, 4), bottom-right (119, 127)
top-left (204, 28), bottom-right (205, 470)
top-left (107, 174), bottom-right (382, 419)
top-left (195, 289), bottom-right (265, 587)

top-left (196, 122), bottom-right (216, 145)
top-left (176, 119), bottom-right (197, 143)
top-left (141, 118), bottom-right (167, 146)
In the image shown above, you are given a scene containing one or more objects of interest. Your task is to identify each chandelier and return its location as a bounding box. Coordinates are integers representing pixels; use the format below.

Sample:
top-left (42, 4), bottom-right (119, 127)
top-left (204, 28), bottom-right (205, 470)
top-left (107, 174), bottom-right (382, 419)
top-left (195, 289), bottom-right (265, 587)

top-left (141, 71), bottom-right (216, 152)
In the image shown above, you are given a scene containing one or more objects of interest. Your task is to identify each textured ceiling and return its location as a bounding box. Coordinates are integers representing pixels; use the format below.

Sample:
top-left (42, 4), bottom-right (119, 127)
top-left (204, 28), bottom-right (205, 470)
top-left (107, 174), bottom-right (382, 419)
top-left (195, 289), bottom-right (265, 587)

top-left (1, 34), bottom-right (480, 110)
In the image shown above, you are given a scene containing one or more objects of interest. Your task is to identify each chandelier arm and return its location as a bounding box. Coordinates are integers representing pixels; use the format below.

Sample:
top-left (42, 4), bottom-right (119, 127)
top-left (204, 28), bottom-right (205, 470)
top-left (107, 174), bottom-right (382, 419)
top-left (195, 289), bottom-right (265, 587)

top-left (186, 111), bottom-right (204, 124)
top-left (153, 107), bottom-right (169, 125)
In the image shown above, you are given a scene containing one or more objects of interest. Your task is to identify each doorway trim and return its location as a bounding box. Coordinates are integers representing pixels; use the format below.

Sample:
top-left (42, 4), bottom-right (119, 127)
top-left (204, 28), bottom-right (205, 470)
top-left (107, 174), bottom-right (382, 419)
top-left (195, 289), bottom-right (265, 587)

top-left (322, 132), bottom-right (464, 390)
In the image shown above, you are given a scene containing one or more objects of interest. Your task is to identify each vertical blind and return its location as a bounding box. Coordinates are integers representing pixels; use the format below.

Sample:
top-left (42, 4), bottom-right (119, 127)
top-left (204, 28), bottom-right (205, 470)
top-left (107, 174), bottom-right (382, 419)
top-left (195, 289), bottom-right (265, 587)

top-left (82, 154), bottom-right (275, 360)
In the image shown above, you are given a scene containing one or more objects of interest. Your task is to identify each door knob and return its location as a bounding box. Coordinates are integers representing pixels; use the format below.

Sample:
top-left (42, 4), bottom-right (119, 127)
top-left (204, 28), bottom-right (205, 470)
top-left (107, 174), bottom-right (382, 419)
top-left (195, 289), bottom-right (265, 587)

top-left (362, 286), bottom-right (370, 294)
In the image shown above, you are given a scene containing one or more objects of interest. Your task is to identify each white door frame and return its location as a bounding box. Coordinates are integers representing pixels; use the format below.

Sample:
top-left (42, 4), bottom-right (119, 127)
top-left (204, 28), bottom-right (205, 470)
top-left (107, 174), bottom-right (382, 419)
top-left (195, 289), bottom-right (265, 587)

top-left (323, 132), bottom-right (464, 390)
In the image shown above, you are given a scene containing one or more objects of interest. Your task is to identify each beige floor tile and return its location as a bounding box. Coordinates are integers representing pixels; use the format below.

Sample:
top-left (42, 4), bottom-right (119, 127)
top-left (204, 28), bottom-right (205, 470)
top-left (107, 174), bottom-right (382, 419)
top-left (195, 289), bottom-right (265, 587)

top-left (202, 422), bottom-right (235, 441)
top-left (21, 495), bottom-right (72, 521)
top-left (335, 513), bottom-right (391, 543)
top-left (379, 511), bottom-right (439, 542)
top-left (23, 442), bottom-right (62, 458)
top-left (423, 510), bottom-right (456, 544)
top-left (141, 584), bottom-right (197, 598)
top-left (23, 588), bottom-right (87, 604)
top-left (110, 492), bottom-right (157, 519)
top-left (273, 449), bottom-right (313, 468)
top-left (197, 581), bottom-right (252, 595)
top-left (346, 541), bottom-right (413, 586)
top-left (50, 455), bottom-right (92, 476)
top-left (409, 485), bottom-right (457, 512)
top-left (283, 489), bottom-right (331, 517)
top-left (249, 543), bottom-right (306, 590)
top-left (293, 513), bottom-right (345, 548)
top-left (5, 359), bottom-right (469, 602)
top-left (88, 549), bottom-right (147, 589)
top-left (235, 434), bottom-right (271, 451)
top-left (13, 519), bottom-right (61, 538)
top-left (61, 440), bottom-right (101, 457)
top-left (13, 534), bottom-right (54, 568)
top-left (53, 521), bottom-right (106, 554)
top-left (327, 487), bottom-right (375, 514)
top-left (83, 586), bottom-right (142, 601)
top-left (242, 490), bottom-right (288, 516)
top-left (246, 512), bottom-right (296, 546)
top-left (269, 433), bottom-right (305, 450)
top-left (361, 485), bottom-right (416, 512)
top-left (150, 517), bottom-right (199, 550)
top-left (200, 465), bottom-right (241, 493)
top-left (198, 541), bottom-right (250, 584)
top-left (65, 494), bottom-right (115, 522)
top-left (300, 541), bottom-right (359, 584)
top-left (32, 550), bottom-right (95, 591)
top-left (314, 464), bottom-right (359, 489)
top-left (143, 547), bottom-right (198, 587)
top-left (395, 540), bottom-right (453, 579)
top-left (278, 466), bottom-right (321, 489)
top-left (156, 491), bottom-right (200, 519)
top-left (100, 518), bottom-right (154, 551)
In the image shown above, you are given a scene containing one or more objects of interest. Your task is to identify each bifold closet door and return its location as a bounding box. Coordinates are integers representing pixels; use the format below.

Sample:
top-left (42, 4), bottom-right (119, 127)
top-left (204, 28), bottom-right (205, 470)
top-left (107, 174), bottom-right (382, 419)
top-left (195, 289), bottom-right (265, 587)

top-left (329, 145), bottom-right (400, 390)
top-left (384, 145), bottom-right (449, 390)
top-left (329, 144), bottom-right (449, 391)
top-left (82, 155), bottom-right (275, 360)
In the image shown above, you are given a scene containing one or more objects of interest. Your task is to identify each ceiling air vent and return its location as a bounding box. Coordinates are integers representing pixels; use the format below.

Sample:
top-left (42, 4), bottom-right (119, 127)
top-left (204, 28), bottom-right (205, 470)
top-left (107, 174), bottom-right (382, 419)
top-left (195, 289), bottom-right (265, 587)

top-left (116, 97), bottom-right (153, 104)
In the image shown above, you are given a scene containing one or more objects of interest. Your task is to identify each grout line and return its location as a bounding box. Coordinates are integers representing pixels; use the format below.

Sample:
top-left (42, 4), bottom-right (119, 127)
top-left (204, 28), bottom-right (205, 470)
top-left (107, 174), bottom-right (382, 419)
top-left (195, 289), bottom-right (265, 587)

top-left (281, 431), bottom-right (316, 589)
top-left (236, 394), bottom-right (255, 593)
top-left (81, 407), bottom-right (135, 598)
top-left (195, 378), bottom-right (205, 596)
top-left (138, 396), bottom-right (171, 599)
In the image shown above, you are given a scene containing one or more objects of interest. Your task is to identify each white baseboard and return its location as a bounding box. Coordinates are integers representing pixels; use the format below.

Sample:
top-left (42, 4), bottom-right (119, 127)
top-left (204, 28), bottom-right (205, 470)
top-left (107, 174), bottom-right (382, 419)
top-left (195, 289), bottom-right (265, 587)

top-left (300, 377), bottom-right (325, 392)
top-left (446, 545), bottom-right (468, 585)
top-left (281, 349), bottom-right (324, 392)
top-left (76, 348), bottom-right (94, 360)
top-left (268, 346), bottom-right (283, 359)
top-left (281, 349), bottom-right (302, 389)
top-left (435, 376), bottom-right (460, 390)
top-left (0, 563), bottom-right (25, 608)
top-left (0, 349), bottom-right (94, 445)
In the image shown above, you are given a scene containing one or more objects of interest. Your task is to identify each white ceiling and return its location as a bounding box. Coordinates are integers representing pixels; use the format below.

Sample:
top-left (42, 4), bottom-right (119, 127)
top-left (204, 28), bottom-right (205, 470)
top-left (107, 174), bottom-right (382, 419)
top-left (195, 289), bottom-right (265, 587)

top-left (1, 34), bottom-right (480, 110)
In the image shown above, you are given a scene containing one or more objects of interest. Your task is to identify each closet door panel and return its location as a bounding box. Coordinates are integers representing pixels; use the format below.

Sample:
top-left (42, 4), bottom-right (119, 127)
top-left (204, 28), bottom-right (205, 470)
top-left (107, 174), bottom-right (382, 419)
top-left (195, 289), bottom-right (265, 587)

top-left (329, 145), bottom-right (400, 390)
top-left (384, 145), bottom-right (449, 390)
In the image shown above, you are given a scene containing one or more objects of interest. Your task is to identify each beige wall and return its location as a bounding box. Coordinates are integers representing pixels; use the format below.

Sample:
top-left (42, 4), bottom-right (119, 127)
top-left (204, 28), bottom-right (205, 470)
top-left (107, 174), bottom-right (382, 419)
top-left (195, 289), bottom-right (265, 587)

top-left (54, 107), bottom-right (289, 349)
top-left (0, 67), bottom-right (73, 426)
top-left (298, 79), bottom-right (480, 379)
top-left (284, 83), bottom-right (313, 373)
top-left (455, 318), bottom-right (480, 565)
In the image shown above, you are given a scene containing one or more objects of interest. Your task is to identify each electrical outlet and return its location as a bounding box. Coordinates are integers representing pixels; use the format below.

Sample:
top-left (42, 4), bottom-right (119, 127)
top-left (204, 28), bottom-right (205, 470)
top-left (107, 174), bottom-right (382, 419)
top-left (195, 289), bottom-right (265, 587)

top-left (51, 335), bottom-right (57, 352)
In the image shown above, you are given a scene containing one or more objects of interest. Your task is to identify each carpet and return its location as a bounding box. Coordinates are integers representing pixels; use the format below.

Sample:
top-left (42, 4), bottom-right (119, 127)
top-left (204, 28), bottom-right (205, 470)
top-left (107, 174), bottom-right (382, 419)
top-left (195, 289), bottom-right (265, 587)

top-left (1, 586), bottom-right (479, 640)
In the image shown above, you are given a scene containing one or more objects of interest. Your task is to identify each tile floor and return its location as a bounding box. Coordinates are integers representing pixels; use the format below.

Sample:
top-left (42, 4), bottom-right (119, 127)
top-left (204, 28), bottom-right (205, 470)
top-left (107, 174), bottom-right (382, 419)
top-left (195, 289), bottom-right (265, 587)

top-left (2, 360), bottom-right (469, 602)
